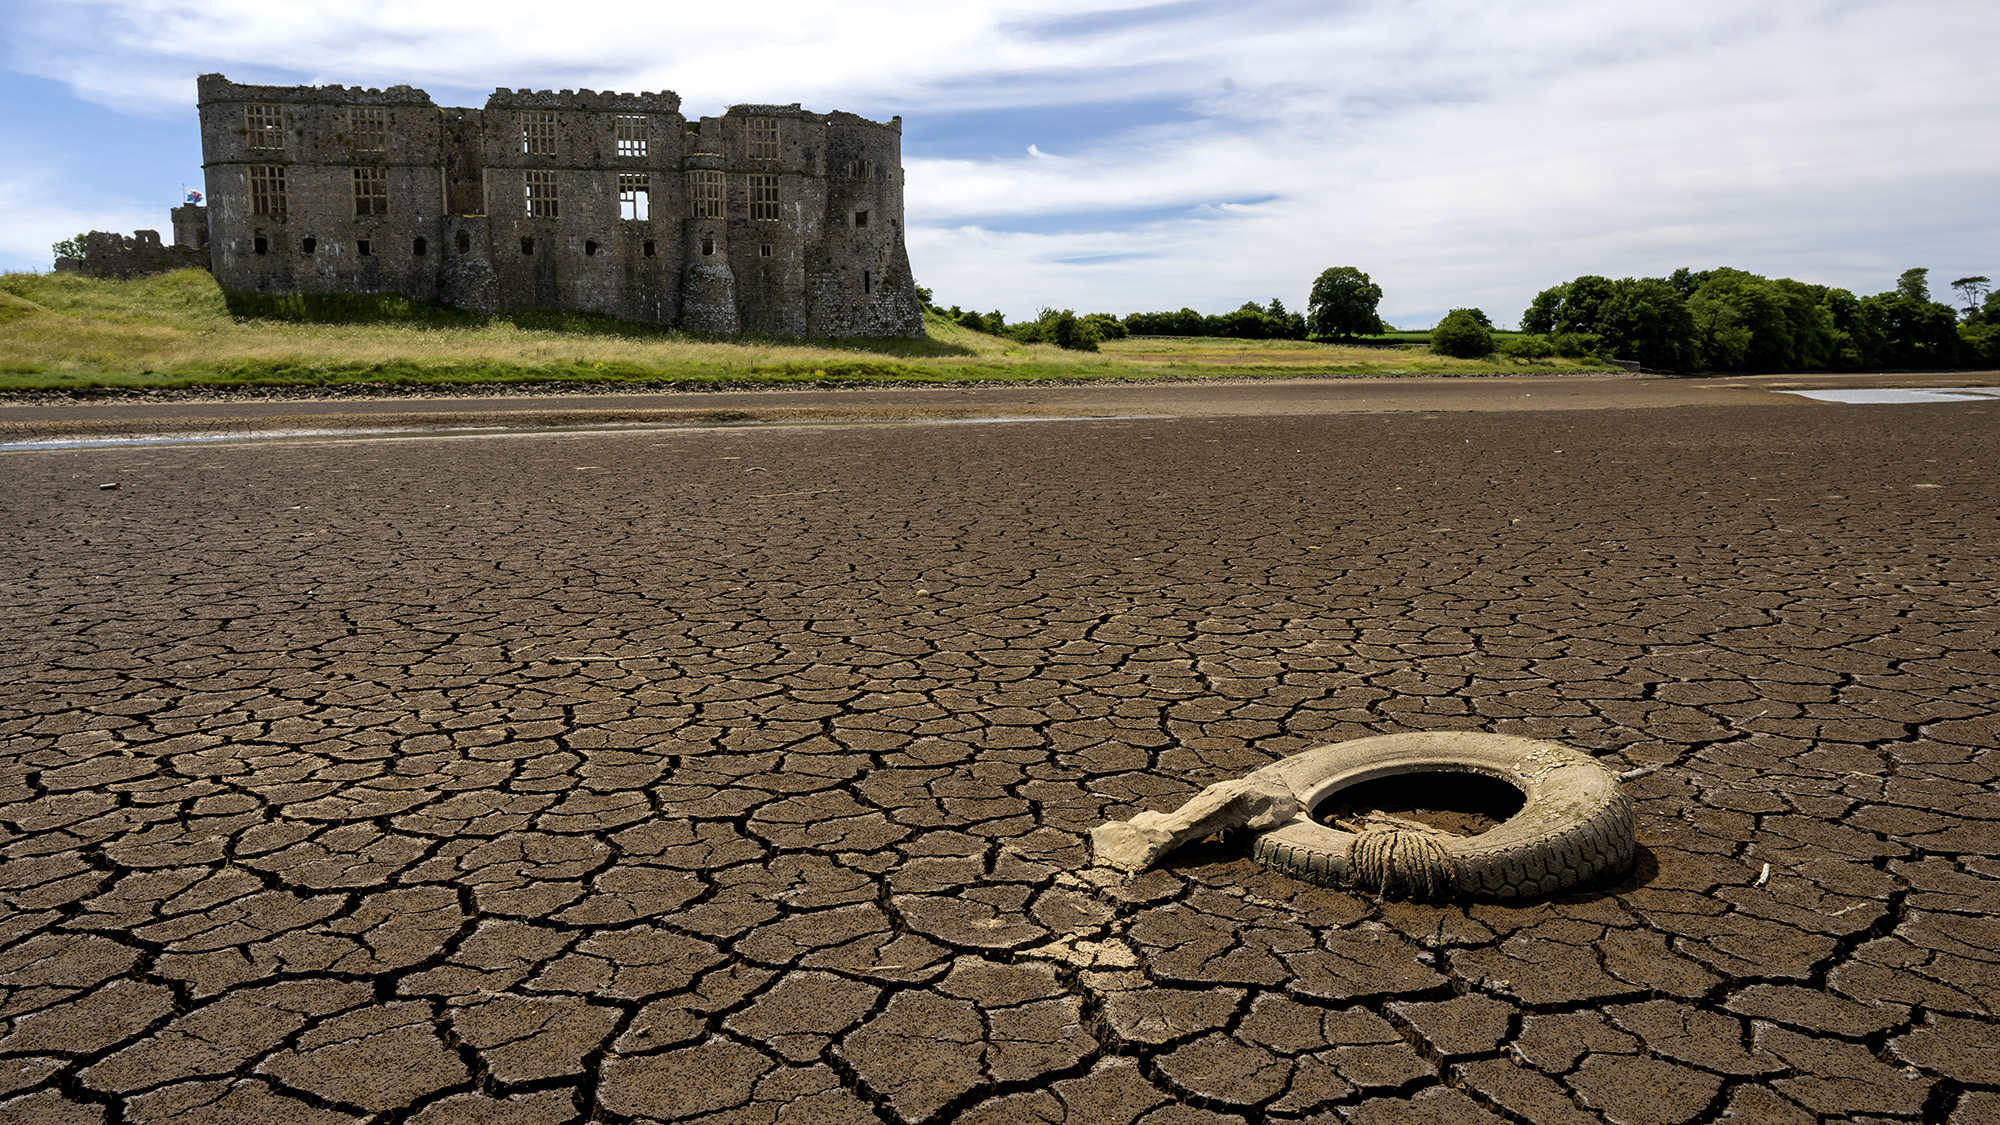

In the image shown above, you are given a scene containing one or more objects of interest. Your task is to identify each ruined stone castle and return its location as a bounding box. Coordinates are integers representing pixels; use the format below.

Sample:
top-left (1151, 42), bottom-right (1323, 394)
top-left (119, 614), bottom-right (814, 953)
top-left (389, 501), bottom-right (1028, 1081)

top-left (191, 74), bottom-right (923, 338)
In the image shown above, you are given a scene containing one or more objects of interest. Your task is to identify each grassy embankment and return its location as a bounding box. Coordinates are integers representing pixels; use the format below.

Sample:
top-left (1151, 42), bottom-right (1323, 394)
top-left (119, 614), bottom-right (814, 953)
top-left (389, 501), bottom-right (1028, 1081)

top-left (0, 269), bottom-right (1613, 392)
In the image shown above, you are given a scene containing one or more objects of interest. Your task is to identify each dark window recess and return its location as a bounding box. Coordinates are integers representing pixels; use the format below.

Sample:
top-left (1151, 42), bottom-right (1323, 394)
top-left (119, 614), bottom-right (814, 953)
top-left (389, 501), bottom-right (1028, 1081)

top-left (455, 230), bottom-right (471, 254)
top-left (301, 237), bottom-right (316, 255)
top-left (357, 239), bottom-right (372, 256)
top-left (643, 239), bottom-right (656, 257)
top-left (863, 269), bottom-right (872, 294)
top-left (253, 236), bottom-right (269, 255)
top-left (854, 210), bottom-right (869, 228)
top-left (701, 237), bottom-right (715, 256)
top-left (760, 243), bottom-right (772, 258)
top-left (584, 239), bottom-right (599, 257)
top-left (413, 237), bottom-right (427, 256)
top-left (521, 237), bottom-right (535, 255)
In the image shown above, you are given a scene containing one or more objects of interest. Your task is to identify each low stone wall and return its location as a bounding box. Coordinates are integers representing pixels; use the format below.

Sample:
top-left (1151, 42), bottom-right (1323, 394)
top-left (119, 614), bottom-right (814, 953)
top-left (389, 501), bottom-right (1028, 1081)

top-left (55, 228), bottom-right (210, 280)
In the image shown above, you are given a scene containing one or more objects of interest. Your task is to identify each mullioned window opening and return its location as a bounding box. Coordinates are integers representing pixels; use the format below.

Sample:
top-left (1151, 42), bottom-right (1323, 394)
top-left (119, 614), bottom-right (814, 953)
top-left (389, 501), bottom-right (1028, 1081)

top-left (352, 167), bottom-right (388, 216)
top-left (619, 173), bottom-right (651, 221)
top-left (520, 111), bottom-right (557, 155)
top-left (348, 107), bottom-right (387, 151)
top-left (747, 117), bottom-right (779, 160)
top-left (249, 165), bottom-right (287, 220)
top-left (687, 170), bottom-right (724, 219)
top-left (245, 103), bottom-right (284, 150)
top-left (749, 174), bottom-right (779, 222)
top-left (615, 115), bottom-right (648, 158)
top-left (525, 170), bottom-right (559, 217)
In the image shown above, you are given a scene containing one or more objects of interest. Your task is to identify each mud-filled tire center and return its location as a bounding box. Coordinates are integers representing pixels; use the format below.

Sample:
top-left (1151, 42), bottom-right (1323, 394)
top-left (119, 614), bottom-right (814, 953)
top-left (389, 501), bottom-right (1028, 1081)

top-left (1250, 732), bottom-right (1638, 900)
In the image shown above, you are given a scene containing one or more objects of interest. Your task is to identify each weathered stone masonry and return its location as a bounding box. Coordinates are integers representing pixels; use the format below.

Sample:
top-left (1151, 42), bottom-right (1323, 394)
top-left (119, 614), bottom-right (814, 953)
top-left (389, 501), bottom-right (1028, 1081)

top-left (195, 74), bottom-right (924, 338)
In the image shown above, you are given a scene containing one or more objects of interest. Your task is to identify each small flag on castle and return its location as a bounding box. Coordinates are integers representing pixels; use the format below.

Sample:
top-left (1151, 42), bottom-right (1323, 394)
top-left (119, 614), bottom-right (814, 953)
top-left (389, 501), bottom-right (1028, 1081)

top-left (184, 189), bottom-right (203, 204)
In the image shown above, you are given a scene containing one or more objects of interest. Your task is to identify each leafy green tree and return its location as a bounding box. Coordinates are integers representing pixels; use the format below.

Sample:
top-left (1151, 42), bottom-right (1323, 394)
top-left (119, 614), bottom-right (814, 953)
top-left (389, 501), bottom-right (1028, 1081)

top-left (1307, 267), bottom-right (1386, 340)
top-left (1429, 309), bottom-right (1494, 358)
top-left (1950, 276), bottom-right (1991, 321)
top-left (52, 233), bottom-right (87, 261)
top-left (1523, 276), bottom-right (1693, 368)
top-left (1047, 309), bottom-right (1097, 351)
top-left (1687, 292), bottom-right (1753, 368)
top-left (1960, 321), bottom-right (2000, 365)
top-left (1863, 272), bottom-right (1960, 367)
top-left (1817, 287), bottom-right (1884, 368)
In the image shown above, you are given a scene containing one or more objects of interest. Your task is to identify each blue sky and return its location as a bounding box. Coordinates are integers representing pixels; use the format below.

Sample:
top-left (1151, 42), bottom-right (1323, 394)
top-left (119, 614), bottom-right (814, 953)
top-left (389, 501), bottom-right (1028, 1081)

top-left (3, 0), bottom-right (1995, 328)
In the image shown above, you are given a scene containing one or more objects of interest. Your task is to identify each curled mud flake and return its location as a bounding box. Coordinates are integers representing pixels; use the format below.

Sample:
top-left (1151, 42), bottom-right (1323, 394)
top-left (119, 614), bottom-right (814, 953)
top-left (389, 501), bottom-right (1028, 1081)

top-left (1387, 994), bottom-right (1514, 1058)
top-left (1604, 1000), bottom-right (1780, 1076)
top-left (527, 925), bottom-right (725, 1000)
top-left (81, 979), bottom-right (372, 1092)
top-left (397, 918), bottom-right (571, 998)
top-left (721, 970), bottom-right (881, 1063)
top-left (1346, 1086), bottom-right (1512, 1125)
top-left (255, 1001), bottom-right (469, 1114)
top-left (549, 861), bottom-right (703, 925)
top-left (986, 995), bottom-right (1095, 1085)
top-left (1724, 983), bottom-right (1910, 1038)
top-left (835, 990), bottom-right (985, 1124)
top-left (0, 932), bottom-right (142, 990)
top-left (1104, 984), bottom-right (1240, 1048)
top-left (1156, 1033), bottom-right (1291, 1108)
top-left (895, 886), bottom-right (1049, 951)
top-left (1452, 1059), bottom-right (1603, 1125)
top-left (1888, 1015), bottom-right (2000, 1087)
top-left (136, 889), bottom-right (348, 953)
top-left (1569, 1053), bottom-right (1724, 1125)
top-left (1753, 1024), bottom-right (1931, 1118)
top-left (0, 978), bottom-right (176, 1056)
top-left (405, 1089), bottom-right (578, 1125)
top-left (449, 994), bottom-right (620, 1083)
top-left (598, 1038), bottom-right (773, 1122)
top-left (0, 1088), bottom-right (106, 1125)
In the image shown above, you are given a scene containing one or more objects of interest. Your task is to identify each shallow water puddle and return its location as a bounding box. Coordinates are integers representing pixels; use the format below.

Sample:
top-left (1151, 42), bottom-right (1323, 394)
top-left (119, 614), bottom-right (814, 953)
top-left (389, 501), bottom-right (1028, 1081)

top-left (1780, 386), bottom-right (2000, 404)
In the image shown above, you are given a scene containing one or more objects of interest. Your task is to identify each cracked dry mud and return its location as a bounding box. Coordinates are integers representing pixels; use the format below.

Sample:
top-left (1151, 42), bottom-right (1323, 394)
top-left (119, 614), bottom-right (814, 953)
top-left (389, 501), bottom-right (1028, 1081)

top-left (2, 397), bottom-right (1997, 1124)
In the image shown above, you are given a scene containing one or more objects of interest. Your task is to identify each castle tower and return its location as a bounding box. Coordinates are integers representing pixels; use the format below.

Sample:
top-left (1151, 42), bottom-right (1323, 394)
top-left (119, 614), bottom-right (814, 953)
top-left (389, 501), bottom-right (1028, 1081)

top-left (678, 118), bottom-right (739, 336)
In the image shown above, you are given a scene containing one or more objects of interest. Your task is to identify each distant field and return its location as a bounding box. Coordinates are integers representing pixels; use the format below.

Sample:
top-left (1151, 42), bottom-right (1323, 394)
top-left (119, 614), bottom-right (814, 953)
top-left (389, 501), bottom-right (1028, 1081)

top-left (0, 270), bottom-right (1612, 392)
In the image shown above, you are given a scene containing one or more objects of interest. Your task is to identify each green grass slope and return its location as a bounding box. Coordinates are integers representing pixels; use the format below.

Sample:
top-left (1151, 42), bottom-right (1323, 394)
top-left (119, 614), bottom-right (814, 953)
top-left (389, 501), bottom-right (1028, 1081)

top-left (0, 270), bottom-right (1612, 391)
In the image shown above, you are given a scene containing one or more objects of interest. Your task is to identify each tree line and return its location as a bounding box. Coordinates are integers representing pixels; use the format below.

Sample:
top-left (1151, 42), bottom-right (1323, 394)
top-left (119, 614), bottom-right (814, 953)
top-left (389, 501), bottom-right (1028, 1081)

top-left (919, 267), bottom-right (1386, 352)
top-left (1517, 267), bottom-right (1997, 370)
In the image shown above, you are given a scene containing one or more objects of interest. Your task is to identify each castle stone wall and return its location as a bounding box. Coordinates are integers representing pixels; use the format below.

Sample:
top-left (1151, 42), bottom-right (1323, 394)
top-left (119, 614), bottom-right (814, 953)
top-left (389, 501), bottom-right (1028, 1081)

top-left (55, 208), bottom-right (212, 279)
top-left (195, 74), bottom-right (922, 338)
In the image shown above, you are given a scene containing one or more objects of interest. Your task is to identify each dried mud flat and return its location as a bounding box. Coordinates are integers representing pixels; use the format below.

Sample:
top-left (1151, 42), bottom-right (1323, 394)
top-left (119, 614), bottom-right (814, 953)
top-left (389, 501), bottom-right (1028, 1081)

top-left (2, 384), bottom-right (1997, 1125)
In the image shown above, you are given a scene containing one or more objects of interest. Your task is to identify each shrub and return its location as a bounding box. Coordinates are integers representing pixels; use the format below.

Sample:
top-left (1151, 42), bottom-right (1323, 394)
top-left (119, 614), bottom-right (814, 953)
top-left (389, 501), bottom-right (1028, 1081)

top-left (1080, 312), bottom-right (1126, 340)
top-left (1961, 322), bottom-right (2000, 366)
top-left (1429, 309), bottom-right (1495, 358)
top-left (1499, 334), bottom-right (1556, 359)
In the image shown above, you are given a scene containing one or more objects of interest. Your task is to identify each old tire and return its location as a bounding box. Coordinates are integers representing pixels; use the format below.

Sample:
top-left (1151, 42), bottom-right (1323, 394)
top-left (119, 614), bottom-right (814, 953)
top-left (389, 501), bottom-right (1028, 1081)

top-left (1248, 732), bottom-right (1635, 901)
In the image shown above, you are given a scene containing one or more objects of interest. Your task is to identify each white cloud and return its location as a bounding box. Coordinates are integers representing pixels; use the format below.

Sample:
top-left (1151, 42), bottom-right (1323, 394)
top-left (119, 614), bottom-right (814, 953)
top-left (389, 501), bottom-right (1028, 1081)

top-left (5, 0), bottom-right (1996, 323)
top-left (0, 170), bottom-right (161, 268)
